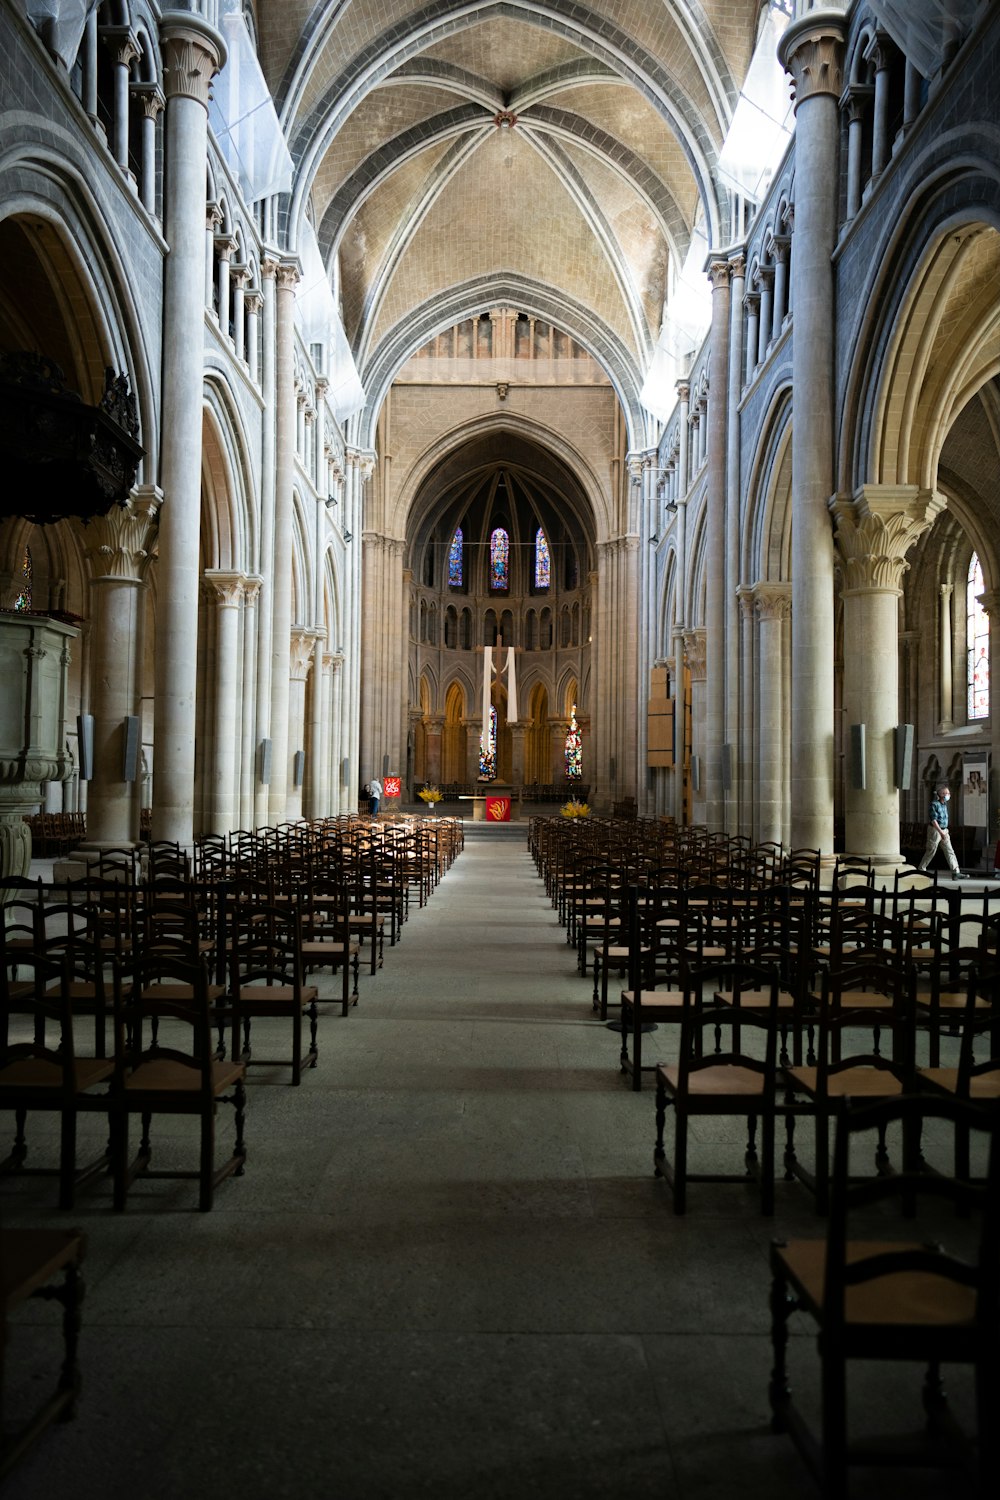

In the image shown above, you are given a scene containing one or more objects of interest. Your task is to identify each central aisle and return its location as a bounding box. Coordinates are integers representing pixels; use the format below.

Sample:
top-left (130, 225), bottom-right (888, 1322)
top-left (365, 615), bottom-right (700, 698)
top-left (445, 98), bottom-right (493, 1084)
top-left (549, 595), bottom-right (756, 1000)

top-left (6, 835), bottom-right (971, 1500)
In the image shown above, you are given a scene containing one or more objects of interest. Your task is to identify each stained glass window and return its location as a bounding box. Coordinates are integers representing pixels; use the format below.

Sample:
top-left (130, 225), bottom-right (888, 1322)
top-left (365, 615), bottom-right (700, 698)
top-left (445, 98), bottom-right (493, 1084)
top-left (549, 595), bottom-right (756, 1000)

top-left (534, 527), bottom-right (550, 590)
top-left (564, 704), bottom-right (582, 780)
top-left (479, 704), bottom-right (497, 779)
top-left (967, 553), bottom-right (989, 720)
top-left (489, 527), bottom-right (509, 591)
top-left (448, 527), bottom-right (463, 587)
top-left (13, 547), bottom-right (31, 611)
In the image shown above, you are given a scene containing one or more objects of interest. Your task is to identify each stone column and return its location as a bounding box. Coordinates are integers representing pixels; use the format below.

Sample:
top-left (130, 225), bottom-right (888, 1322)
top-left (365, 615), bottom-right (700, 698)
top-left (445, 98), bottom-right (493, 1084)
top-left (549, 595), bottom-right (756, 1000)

top-left (245, 289), bottom-right (262, 382)
top-left (757, 265), bottom-right (774, 363)
top-left (215, 233), bottom-right (236, 340)
top-left (684, 628), bottom-right (707, 824)
top-left (254, 257), bottom-right (277, 827)
top-left (869, 33), bottom-right (893, 179)
top-left (978, 590), bottom-right (1000, 842)
top-left (425, 714), bottom-right (445, 784)
top-left (938, 583), bottom-right (954, 731)
top-left (329, 651), bottom-right (345, 812)
top-left (152, 13), bottom-right (226, 846)
top-left (842, 87), bottom-right (871, 221)
top-left (133, 84), bottom-right (164, 215)
top-left (744, 292), bottom-right (760, 384)
top-left (778, 13), bottom-right (845, 856)
top-left (463, 719), bottom-right (482, 782)
top-left (81, 490), bottom-right (160, 850)
top-left (771, 237), bottom-right (790, 335)
top-left (727, 255), bottom-right (746, 833)
top-left (239, 576), bottom-right (261, 828)
top-left (736, 588), bottom-right (756, 838)
top-left (205, 202), bottom-right (221, 313)
top-left (203, 570), bottom-right (244, 834)
top-left (509, 724), bottom-right (526, 790)
top-left (105, 26), bottom-right (140, 174)
top-left (833, 486), bottom-right (944, 862)
top-left (267, 260), bottom-right (300, 822)
top-left (903, 60), bottom-right (922, 128)
top-left (704, 257), bottom-right (731, 831)
top-left (550, 719), bottom-right (570, 784)
top-left (753, 584), bottom-right (792, 848)
top-left (287, 627), bottom-right (318, 820)
top-left (231, 265), bottom-right (248, 362)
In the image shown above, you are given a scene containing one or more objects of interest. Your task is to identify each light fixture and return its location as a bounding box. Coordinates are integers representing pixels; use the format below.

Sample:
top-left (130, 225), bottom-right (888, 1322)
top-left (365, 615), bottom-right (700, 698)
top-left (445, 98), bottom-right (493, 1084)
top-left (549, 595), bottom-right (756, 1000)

top-left (649, 534), bottom-right (659, 546)
top-left (343, 528), bottom-right (353, 542)
top-left (494, 110), bottom-right (517, 129)
top-left (326, 494), bottom-right (338, 507)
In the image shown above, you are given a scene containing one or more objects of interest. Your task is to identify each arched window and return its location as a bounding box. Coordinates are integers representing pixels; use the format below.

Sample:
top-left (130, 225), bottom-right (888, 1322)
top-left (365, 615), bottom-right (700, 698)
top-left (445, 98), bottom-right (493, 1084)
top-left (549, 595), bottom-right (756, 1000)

top-left (489, 527), bottom-right (509, 591)
top-left (967, 553), bottom-right (989, 720)
top-left (479, 703), bottom-right (497, 779)
top-left (448, 527), bottom-right (463, 587)
top-left (534, 527), bottom-right (550, 590)
top-left (564, 704), bottom-right (582, 780)
top-left (14, 547), bottom-right (31, 611)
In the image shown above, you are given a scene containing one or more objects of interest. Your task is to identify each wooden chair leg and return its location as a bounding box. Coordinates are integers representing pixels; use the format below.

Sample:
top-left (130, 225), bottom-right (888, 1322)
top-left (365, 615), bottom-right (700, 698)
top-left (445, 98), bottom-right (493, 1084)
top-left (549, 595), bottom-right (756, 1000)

top-left (820, 1352), bottom-right (848, 1500)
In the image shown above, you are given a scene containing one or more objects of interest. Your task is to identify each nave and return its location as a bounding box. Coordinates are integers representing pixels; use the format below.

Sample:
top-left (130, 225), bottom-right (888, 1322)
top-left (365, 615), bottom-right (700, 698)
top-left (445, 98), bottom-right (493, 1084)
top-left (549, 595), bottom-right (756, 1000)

top-left (1, 833), bottom-right (982, 1500)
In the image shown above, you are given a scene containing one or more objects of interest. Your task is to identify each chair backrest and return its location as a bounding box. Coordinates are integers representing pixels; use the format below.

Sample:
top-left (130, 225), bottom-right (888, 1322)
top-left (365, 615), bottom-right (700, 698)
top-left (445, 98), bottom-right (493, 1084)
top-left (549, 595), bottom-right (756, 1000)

top-left (674, 959), bottom-right (781, 1094)
top-left (823, 1094), bottom-right (999, 1338)
top-left (818, 959), bottom-right (914, 1079)
top-left (0, 952), bottom-right (78, 1096)
top-left (952, 963), bottom-right (1000, 1098)
top-left (114, 953), bottom-right (215, 1078)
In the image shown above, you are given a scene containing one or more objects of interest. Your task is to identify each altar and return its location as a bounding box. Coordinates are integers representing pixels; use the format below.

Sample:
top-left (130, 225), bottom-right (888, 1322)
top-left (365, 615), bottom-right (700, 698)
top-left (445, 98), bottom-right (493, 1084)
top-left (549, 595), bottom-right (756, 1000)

top-left (462, 784), bottom-right (516, 821)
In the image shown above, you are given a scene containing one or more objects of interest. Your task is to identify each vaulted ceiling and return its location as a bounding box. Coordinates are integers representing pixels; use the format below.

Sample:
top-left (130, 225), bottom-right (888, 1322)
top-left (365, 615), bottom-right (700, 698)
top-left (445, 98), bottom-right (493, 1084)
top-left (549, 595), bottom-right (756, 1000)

top-left (256, 1), bottom-right (759, 395)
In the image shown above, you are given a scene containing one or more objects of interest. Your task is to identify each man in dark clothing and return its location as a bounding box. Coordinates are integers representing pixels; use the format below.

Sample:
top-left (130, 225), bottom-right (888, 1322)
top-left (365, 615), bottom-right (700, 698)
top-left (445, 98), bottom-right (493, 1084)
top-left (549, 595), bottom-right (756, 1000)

top-left (916, 781), bottom-right (963, 876)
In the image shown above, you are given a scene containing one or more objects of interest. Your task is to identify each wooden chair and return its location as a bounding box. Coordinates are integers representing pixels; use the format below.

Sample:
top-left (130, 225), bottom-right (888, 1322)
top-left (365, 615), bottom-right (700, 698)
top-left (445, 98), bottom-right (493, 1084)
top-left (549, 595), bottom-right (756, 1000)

top-left (769, 1094), bottom-right (998, 1499)
top-left (0, 953), bottom-right (114, 1209)
top-left (0, 1226), bottom-right (86, 1479)
top-left (110, 954), bottom-right (247, 1211)
top-left (298, 881), bottom-right (360, 1016)
top-left (782, 958), bottom-right (915, 1214)
top-left (653, 961), bottom-right (780, 1214)
top-left (915, 963), bottom-right (1000, 1182)
top-left (228, 903), bottom-right (320, 1084)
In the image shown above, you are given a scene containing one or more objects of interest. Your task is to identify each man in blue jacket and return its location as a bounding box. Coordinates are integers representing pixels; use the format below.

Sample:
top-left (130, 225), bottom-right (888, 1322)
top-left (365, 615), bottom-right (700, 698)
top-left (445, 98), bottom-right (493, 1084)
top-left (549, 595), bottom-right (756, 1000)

top-left (916, 782), bottom-right (964, 877)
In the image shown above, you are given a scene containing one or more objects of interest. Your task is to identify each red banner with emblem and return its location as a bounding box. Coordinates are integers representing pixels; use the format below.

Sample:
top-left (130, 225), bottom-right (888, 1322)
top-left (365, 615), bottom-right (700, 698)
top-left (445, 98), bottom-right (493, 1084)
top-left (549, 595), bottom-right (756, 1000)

top-left (383, 776), bottom-right (401, 798)
top-left (486, 796), bottom-right (511, 822)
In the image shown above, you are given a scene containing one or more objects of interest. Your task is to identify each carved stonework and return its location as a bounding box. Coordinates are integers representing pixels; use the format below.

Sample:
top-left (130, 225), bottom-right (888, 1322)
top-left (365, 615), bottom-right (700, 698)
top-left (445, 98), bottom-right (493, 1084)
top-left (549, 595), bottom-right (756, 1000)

top-left (290, 628), bottom-right (320, 679)
top-left (778, 18), bottom-right (846, 105)
top-left (204, 569), bottom-right (246, 609)
top-left (242, 576), bottom-right (263, 609)
top-left (160, 19), bottom-right (226, 109)
top-left (85, 487), bottom-right (161, 582)
top-left (832, 487), bottom-right (945, 594)
top-left (708, 258), bottom-right (731, 291)
top-left (276, 262), bottom-right (301, 292)
top-left (684, 628), bottom-right (707, 680)
top-left (752, 582), bottom-right (792, 622)
top-left (978, 589), bottom-right (1000, 620)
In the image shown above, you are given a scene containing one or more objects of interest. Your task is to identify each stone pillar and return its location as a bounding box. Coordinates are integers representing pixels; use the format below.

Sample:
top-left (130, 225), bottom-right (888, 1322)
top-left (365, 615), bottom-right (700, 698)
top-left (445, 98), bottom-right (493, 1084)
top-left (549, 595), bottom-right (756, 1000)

top-left (978, 590), bottom-right (1000, 844)
top-left (203, 570), bottom-right (244, 834)
top-left (550, 719), bottom-right (570, 784)
top-left (869, 33), bottom-right (893, 178)
top-left (744, 292), bottom-right (760, 384)
top-left (83, 6), bottom-right (99, 123)
top-left (215, 233), bottom-right (236, 340)
top-left (329, 651), bottom-right (345, 812)
top-left (80, 490), bottom-right (160, 849)
top-left (239, 576), bottom-right (261, 828)
top-left (134, 84), bottom-right (164, 215)
top-left (105, 27), bottom-right (140, 173)
top-left (903, 60), bottom-right (922, 128)
top-left (425, 714), bottom-right (445, 784)
top-left (753, 584), bottom-right (792, 848)
top-left (254, 257), bottom-right (277, 827)
top-left (843, 87), bottom-right (871, 221)
top-left (509, 723), bottom-right (526, 789)
top-left (231, 265), bottom-right (248, 362)
top-left (704, 257), bottom-right (730, 831)
top-left (684, 629), bottom-right (707, 824)
top-left (727, 254), bottom-right (746, 833)
top-left (833, 486), bottom-right (944, 862)
top-left (245, 289), bottom-right (262, 382)
top-left (757, 265), bottom-right (774, 363)
top-left (287, 627), bottom-right (318, 820)
top-left (152, 12), bottom-right (226, 847)
top-left (938, 583), bottom-right (954, 731)
top-left (771, 237), bottom-right (790, 335)
top-left (778, 13), bottom-right (845, 856)
top-left (267, 260), bottom-right (300, 822)
top-left (736, 588), bottom-right (756, 838)
top-left (205, 202), bottom-right (221, 313)
top-left (463, 719), bottom-right (482, 782)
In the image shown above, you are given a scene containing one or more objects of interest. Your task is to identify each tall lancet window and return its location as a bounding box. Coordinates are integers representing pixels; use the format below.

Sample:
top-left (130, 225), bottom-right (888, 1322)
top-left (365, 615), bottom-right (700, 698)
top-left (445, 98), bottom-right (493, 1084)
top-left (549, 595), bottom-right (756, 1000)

top-left (448, 527), bottom-right (464, 587)
top-left (13, 547), bottom-right (31, 610)
top-left (534, 527), bottom-right (550, 590)
top-left (967, 553), bottom-right (989, 719)
top-left (489, 527), bottom-right (509, 591)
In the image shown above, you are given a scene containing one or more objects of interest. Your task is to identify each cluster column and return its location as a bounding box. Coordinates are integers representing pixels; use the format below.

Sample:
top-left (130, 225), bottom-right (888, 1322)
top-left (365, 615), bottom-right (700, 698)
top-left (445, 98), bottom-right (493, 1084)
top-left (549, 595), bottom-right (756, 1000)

top-left (704, 258), bottom-right (731, 831)
top-left (777, 14), bottom-right (846, 856)
top-left (152, 12), bottom-right (226, 845)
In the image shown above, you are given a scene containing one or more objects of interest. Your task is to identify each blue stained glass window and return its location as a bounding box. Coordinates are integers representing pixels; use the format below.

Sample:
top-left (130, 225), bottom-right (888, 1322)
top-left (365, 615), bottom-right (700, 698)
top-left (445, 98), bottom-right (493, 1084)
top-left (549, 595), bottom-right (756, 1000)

top-left (448, 527), bottom-right (463, 587)
top-left (534, 527), bottom-right (550, 590)
top-left (565, 704), bottom-right (582, 780)
top-left (490, 528), bottom-right (509, 591)
top-left (967, 553), bottom-right (989, 720)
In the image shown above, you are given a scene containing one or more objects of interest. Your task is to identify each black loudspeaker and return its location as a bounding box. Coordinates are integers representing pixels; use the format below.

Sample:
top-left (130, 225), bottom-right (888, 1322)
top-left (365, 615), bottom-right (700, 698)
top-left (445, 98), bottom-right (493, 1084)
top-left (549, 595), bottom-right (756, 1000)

top-left (293, 750), bottom-right (305, 788)
top-left (721, 743), bottom-right (733, 791)
top-left (341, 757), bottom-right (350, 786)
top-left (609, 756), bottom-right (616, 784)
top-left (77, 713), bottom-right (94, 781)
top-left (850, 723), bottom-right (866, 791)
top-left (259, 738), bottom-right (272, 786)
top-left (123, 715), bottom-right (141, 782)
top-left (691, 755), bottom-right (701, 792)
top-left (894, 723), bottom-right (914, 789)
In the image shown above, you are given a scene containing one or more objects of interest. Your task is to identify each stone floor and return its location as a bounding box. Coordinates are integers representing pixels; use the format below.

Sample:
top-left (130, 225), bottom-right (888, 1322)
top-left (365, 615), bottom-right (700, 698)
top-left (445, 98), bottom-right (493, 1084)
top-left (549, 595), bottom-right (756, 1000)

top-left (1, 833), bottom-right (984, 1499)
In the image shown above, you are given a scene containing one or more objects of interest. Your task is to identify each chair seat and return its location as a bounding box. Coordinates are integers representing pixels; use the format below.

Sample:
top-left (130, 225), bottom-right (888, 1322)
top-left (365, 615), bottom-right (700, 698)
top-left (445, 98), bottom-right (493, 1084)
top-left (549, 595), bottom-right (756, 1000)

top-left (237, 983), bottom-right (319, 1009)
top-left (716, 986), bottom-right (797, 1010)
top-left (785, 1065), bottom-right (905, 1099)
top-left (775, 1239), bottom-right (978, 1327)
top-left (1, 1227), bottom-right (86, 1308)
top-left (621, 988), bottom-right (684, 1011)
top-left (657, 1062), bottom-right (766, 1098)
top-left (140, 983), bottom-right (226, 1004)
top-left (0, 1057), bottom-right (113, 1090)
top-left (917, 1066), bottom-right (1000, 1100)
top-left (123, 1057), bottom-right (244, 1095)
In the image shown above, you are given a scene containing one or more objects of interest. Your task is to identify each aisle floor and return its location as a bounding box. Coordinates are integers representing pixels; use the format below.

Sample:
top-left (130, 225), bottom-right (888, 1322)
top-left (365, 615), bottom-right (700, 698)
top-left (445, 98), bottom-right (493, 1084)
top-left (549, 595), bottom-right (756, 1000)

top-left (1, 836), bottom-right (981, 1499)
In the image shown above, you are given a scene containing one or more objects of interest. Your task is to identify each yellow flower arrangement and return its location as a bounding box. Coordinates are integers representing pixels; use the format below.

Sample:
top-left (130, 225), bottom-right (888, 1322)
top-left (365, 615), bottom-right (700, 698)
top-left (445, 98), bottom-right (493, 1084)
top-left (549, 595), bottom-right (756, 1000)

top-left (561, 798), bottom-right (591, 819)
top-left (418, 786), bottom-right (443, 805)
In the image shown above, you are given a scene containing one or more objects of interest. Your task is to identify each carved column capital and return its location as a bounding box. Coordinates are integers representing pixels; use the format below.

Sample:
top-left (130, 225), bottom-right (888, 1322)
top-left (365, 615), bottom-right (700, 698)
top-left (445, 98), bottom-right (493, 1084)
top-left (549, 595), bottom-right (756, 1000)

top-left (708, 257), bottom-right (731, 291)
top-left (132, 81), bottom-right (165, 120)
top-left (832, 486), bottom-right (946, 594)
top-left (752, 581), bottom-right (792, 622)
top-left (978, 590), bottom-right (1000, 619)
top-left (85, 486), bottom-right (162, 582)
top-left (778, 14), bottom-right (846, 106)
top-left (204, 569), bottom-right (246, 609)
top-left (160, 15), bottom-right (226, 108)
top-left (683, 627), bottom-right (707, 680)
top-left (290, 627), bottom-right (321, 679)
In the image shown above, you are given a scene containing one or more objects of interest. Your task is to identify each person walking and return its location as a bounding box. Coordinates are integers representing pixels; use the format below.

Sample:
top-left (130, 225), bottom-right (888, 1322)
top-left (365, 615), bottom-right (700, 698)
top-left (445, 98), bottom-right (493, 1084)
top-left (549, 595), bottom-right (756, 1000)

top-left (368, 776), bottom-right (382, 817)
top-left (916, 781), bottom-right (964, 877)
